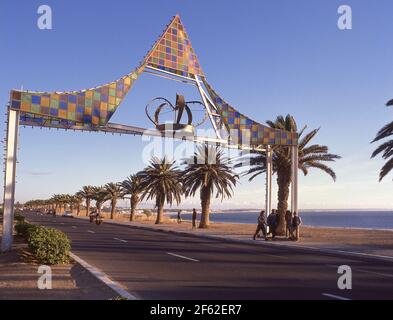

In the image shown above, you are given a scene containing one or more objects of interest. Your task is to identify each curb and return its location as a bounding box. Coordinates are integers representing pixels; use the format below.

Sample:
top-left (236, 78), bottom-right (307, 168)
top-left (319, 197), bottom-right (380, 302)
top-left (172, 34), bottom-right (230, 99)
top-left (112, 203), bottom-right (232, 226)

top-left (70, 252), bottom-right (138, 300)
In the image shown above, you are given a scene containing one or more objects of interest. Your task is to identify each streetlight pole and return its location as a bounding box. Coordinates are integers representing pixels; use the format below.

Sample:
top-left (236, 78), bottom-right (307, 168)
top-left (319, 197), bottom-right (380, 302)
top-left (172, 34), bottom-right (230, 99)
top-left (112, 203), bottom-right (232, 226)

top-left (1, 108), bottom-right (19, 252)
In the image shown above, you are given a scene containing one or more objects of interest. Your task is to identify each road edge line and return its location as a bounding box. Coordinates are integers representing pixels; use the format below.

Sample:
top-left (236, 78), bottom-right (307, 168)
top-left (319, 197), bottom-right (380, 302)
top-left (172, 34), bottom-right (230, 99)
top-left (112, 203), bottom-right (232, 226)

top-left (70, 252), bottom-right (139, 300)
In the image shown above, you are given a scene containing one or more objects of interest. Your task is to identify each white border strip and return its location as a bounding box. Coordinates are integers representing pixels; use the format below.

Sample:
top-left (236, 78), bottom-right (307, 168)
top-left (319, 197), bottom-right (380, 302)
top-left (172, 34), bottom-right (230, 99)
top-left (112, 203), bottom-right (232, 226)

top-left (70, 252), bottom-right (138, 300)
top-left (167, 252), bottom-right (200, 262)
top-left (322, 293), bottom-right (351, 301)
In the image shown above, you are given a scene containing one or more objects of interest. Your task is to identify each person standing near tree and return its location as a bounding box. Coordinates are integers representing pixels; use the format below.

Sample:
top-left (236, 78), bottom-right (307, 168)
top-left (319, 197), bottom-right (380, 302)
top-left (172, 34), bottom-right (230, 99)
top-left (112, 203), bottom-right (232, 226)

top-left (267, 209), bottom-right (278, 240)
top-left (192, 208), bottom-right (198, 229)
top-left (285, 210), bottom-right (292, 238)
top-left (290, 211), bottom-right (302, 241)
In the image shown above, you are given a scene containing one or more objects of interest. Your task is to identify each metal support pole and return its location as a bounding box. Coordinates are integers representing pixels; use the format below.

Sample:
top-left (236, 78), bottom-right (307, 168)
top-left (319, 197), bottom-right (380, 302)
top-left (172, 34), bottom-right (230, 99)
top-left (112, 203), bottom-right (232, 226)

top-left (265, 145), bottom-right (272, 217)
top-left (291, 145), bottom-right (299, 239)
top-left (1, 108), bottom-right (20, 252)
top-left (194, 75), bottom-right (222, 140)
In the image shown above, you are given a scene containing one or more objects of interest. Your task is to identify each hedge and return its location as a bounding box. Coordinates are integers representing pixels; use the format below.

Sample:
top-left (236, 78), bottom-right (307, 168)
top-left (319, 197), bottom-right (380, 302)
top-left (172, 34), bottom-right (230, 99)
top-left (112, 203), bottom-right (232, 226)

top-left (15, 221), bottom-right (71, 265)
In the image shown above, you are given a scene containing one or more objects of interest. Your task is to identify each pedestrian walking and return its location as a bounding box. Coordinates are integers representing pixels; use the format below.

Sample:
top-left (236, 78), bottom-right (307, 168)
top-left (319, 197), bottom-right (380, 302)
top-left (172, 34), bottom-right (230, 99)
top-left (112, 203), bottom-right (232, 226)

top-left (253, 210), bottom-right (268, 241)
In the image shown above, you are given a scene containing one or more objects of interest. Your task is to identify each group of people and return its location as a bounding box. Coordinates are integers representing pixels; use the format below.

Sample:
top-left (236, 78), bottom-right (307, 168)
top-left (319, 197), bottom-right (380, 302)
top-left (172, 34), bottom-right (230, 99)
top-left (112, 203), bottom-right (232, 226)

top-left (177, 209), bottom-right (199, 229)
top-left (253, 209), bottom-right (302, 241)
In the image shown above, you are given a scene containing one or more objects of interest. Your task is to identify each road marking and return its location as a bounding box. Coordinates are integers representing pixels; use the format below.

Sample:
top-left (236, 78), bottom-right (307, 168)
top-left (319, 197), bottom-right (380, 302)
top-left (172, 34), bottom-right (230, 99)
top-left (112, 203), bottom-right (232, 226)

top-left (72, 226), bottom-right (77, 229)
top-left (113, 237), bottom-right (128, 243)
top-left (87, 230), bottom-right (95, 234)
top-left (60, 223), bottom-right (65, 225)
top-left (322, 293), bottom-right (351, 301)
top-left (70, 252), bottom-right (137, 300)
top-left (167, 252), bottom-right (200, 262)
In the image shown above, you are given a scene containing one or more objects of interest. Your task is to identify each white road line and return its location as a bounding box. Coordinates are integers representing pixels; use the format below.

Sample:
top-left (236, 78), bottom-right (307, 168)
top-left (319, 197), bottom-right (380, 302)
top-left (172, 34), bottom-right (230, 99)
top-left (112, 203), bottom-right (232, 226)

top-left (72, 226), bottom-right (77, 229)
top-left (60, 223), bottom-right (65, 225)
top-left (113, 237), bottom-right (128, 243)
top-left (167, 252), bottom-right (200, 262)
top-left (87, 230), bottom-right (95, 234)
top-left (322, 293), bottom-right (351, 301)
top-left (70, 253), bottom-right (137, 300)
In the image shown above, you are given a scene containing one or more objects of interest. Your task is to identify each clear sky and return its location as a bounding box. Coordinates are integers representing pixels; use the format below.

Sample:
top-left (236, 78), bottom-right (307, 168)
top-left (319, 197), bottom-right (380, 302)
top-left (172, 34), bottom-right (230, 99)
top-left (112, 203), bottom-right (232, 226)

top-left (1, 0), bottom-right (393, 210)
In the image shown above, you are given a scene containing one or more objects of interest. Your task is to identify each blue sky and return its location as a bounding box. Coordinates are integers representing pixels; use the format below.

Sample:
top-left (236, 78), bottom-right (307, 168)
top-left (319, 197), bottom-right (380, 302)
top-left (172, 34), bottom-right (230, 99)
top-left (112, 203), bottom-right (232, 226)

top-left (1, 0), bottom-right (393, 209)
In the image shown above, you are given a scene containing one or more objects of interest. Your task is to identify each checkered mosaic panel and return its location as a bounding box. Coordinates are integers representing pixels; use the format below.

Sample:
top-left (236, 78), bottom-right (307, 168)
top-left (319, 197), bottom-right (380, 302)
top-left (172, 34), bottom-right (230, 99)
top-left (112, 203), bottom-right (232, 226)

top-left (146, 15), bottom-right (204, 78)
top-left (10, 66), bottom-right (144, 126)
top-left (19, 112), bottom-right (90, 129)
top-left (203, 80), bottom-right (298, 147)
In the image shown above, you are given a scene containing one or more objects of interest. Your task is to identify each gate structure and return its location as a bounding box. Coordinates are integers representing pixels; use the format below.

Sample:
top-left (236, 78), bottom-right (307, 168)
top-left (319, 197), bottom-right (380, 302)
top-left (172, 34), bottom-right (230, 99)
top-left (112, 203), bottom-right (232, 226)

top-left (2, 15), bottom-right (298, 252)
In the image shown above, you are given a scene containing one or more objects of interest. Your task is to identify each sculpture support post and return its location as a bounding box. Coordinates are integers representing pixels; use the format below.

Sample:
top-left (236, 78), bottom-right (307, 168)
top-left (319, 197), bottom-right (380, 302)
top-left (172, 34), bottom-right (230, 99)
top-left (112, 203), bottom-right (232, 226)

top-left (265, 145), bottom-right (272, 218)
top-left (193, 74), bottom-right (222, 140)
top-left (291, 145), bottom-right (299, 239)
top-left (1, 108), bottom-right (19, 252)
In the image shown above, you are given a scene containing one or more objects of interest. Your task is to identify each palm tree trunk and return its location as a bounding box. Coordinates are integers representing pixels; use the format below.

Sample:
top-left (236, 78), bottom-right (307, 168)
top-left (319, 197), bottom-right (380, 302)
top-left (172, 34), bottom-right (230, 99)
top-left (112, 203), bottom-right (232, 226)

top-left (77, 203), bottom-right (80, 216)
top-left (276, 167), bottom-right (291, 235)
top-left (86, 198), bottom-right (90, 217)
top-left (199, 186), bottom-right (211, 229)
top-left (110, 199), bottom-right (116, 220)
top-left (155, 199), bottom-right (165, 224)
top-left (130, 195), bottom-right (139, 222)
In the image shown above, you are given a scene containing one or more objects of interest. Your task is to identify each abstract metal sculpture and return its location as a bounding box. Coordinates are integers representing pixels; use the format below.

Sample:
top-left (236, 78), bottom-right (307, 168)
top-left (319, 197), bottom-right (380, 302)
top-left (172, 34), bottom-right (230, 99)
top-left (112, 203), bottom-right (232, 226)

top-left (145, 94), bottom-right (207, 134)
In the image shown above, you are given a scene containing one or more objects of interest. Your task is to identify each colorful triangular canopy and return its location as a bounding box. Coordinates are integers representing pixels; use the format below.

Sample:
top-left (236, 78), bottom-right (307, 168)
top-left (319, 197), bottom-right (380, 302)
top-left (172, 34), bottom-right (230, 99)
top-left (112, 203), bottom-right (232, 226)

top-left (145, 15), bottom-right (204, 78)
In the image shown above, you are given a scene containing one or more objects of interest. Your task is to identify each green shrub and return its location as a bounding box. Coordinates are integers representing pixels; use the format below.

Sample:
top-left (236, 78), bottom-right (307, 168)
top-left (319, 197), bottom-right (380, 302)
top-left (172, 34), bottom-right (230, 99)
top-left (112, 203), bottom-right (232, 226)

top-left (15, 221), bottom-right (36, 238)
top-left (28, 226), bottom-right (71, 265)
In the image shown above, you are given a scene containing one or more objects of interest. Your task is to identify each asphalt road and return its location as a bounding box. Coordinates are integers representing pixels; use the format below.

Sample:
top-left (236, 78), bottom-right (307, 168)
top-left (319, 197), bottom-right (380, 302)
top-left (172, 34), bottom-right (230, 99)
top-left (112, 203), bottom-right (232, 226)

top-left (23, 212), bottom-right (393, 300)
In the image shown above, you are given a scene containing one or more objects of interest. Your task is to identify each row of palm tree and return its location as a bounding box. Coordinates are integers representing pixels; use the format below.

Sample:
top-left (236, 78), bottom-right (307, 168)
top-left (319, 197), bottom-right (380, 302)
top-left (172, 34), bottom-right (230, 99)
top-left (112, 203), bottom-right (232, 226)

top-left (24, 115), bottom-right (341, 232)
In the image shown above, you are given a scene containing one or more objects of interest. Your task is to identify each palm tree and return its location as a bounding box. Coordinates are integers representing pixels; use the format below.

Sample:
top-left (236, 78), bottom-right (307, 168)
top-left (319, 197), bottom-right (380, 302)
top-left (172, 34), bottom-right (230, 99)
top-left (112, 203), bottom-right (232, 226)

top-left (91, 186), bottom-right (110, 216)
top-left (138, 157), bottom-right (182, 224)
top-left (58, 194), bottom-right (69, 213)
top-left (105, 182), bottom-right (123, 220)
top-left (182, 145), bottom-right (238, 229)
top-left (121, 175), bottom-right (143, 222)
top-left (371, 100), bottom-right (393, 181)
top-left (74, 193), bottom-right (84, 216)
top-left (50, 194), bottom-right (61, 212)
top-left (78, 185), bottom-right (94, 216)
top-left (238, 115), bottom-right (341, 234)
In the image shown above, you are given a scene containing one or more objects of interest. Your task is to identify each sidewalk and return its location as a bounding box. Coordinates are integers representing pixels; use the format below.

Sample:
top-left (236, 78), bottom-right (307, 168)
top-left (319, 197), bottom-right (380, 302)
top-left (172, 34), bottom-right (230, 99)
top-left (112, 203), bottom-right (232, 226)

top-left (79, 215), bottom-right (393, 262)
top-left (0, 225), bottom-right (118, 300)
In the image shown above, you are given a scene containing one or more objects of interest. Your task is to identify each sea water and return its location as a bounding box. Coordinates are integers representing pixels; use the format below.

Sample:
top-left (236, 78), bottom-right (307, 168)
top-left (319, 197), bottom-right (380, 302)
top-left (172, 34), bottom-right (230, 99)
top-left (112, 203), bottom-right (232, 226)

top-left (176, 210), bottom-right (393, 230)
